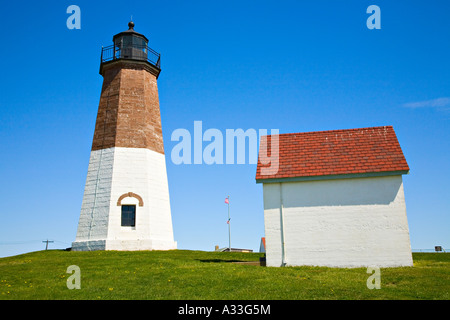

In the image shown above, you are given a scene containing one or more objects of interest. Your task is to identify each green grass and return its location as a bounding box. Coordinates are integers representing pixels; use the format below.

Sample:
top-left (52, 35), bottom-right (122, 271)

top-left (0, 250), bottom-right (448, 300)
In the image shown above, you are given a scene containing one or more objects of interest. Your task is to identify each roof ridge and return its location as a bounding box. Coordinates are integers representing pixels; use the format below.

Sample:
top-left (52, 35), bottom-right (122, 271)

top-left (263, 125), bottom-right (394, 137)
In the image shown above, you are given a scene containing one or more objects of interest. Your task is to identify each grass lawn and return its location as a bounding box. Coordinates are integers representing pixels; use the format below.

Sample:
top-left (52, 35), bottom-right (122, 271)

top-left (0, 250), bottom-right (448, 300)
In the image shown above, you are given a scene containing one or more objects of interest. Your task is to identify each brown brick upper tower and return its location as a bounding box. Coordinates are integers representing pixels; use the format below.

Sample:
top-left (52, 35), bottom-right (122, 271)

top-left (72, 21), bottom-right (176, 252)
top-left (92, 21), bottom-right (164, 154)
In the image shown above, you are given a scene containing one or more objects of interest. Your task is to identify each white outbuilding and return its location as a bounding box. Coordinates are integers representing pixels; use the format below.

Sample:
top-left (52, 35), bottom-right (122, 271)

top-left (256, 126), bottom-right (413, 268)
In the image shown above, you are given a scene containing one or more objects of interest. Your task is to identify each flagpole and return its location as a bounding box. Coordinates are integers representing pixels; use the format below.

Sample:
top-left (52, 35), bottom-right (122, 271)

top-left (227, 195), bottom-right (231, 252)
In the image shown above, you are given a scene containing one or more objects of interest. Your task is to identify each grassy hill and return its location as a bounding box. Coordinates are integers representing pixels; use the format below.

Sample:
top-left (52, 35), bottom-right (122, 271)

top-left (0, 250), bottom-right (448, 300)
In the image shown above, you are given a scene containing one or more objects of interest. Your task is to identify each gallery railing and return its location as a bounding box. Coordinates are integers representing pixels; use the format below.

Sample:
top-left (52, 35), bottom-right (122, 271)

top-left (100, 44), bottom-right (161, 69)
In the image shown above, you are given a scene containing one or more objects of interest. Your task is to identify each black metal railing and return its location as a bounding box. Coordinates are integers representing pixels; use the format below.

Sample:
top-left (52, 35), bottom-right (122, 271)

top-left (100, 44), bottom-right (161, 69)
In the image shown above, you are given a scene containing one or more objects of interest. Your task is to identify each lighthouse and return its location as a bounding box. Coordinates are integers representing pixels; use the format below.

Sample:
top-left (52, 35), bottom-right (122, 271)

top-left (72, 21), bottom-right (177, 251)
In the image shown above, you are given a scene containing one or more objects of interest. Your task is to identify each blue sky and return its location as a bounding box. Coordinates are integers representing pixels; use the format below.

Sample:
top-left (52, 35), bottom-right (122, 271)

top-left (0, 1), bottom-right (449, 257)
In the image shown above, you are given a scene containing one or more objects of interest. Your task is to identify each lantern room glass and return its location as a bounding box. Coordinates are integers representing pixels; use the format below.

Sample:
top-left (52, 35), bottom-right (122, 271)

top-left (114, 34), bottom-right (148, 61)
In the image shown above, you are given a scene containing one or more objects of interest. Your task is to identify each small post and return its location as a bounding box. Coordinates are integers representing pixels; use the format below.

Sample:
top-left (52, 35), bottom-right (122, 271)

top-left (227, 196), bottom-right (231, 252)
top-left (42, 239), bottom-right (54, 250)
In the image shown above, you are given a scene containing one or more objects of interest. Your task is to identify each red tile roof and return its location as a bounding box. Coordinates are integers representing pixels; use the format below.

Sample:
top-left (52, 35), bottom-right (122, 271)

top-left (255, 126), bottom-right (409, 182)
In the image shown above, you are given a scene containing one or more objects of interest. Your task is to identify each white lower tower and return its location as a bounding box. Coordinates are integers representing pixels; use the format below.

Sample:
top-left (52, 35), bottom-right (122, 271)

top-left (72, 147), bottom-right (176, 251)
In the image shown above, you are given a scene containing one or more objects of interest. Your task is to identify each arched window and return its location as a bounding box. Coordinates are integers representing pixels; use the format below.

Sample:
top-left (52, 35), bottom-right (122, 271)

top-left (117, 192), bottom-right (143, 227)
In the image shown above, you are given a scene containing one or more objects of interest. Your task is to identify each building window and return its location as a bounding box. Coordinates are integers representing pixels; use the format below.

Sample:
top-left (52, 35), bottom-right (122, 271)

top-left (121, 205), bottom-right (136, 227)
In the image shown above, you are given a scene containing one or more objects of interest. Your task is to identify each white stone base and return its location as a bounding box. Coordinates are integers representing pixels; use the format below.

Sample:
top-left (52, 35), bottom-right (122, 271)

top-left (73, 147), bottom-right (177, 251)
top-left (71, 239), bottom-right (177, 251)
top-left (72, 240), bottom-right (107, 251)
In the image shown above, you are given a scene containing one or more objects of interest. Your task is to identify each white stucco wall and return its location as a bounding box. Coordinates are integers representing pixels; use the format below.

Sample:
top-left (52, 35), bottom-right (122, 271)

top-left (262, 175), bottom-right (413, 268)
top-left (72, 147), bottom-right (177, 251)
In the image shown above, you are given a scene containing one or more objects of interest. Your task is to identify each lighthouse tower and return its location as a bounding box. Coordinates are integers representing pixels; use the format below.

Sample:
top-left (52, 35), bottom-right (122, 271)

top-left (72, 22), bottom-right (177, 251)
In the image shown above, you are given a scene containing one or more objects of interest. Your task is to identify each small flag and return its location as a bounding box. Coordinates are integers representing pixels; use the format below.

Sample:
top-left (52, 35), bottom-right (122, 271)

top-left (225, 197), bottom-right (229, 204)
top-left (227, 219), bottom-right (230, 224)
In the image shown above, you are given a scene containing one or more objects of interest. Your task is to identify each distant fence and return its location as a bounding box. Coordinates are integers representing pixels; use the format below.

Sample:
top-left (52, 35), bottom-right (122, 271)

top-left (412, 248), bottom-right (447, 253)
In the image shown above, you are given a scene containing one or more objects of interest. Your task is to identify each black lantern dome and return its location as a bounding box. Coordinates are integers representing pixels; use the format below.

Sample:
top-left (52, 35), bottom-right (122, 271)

top-left (113, 20), bottom-right (149, 54)
top-left (100, 21), bottom-right (161, 76)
